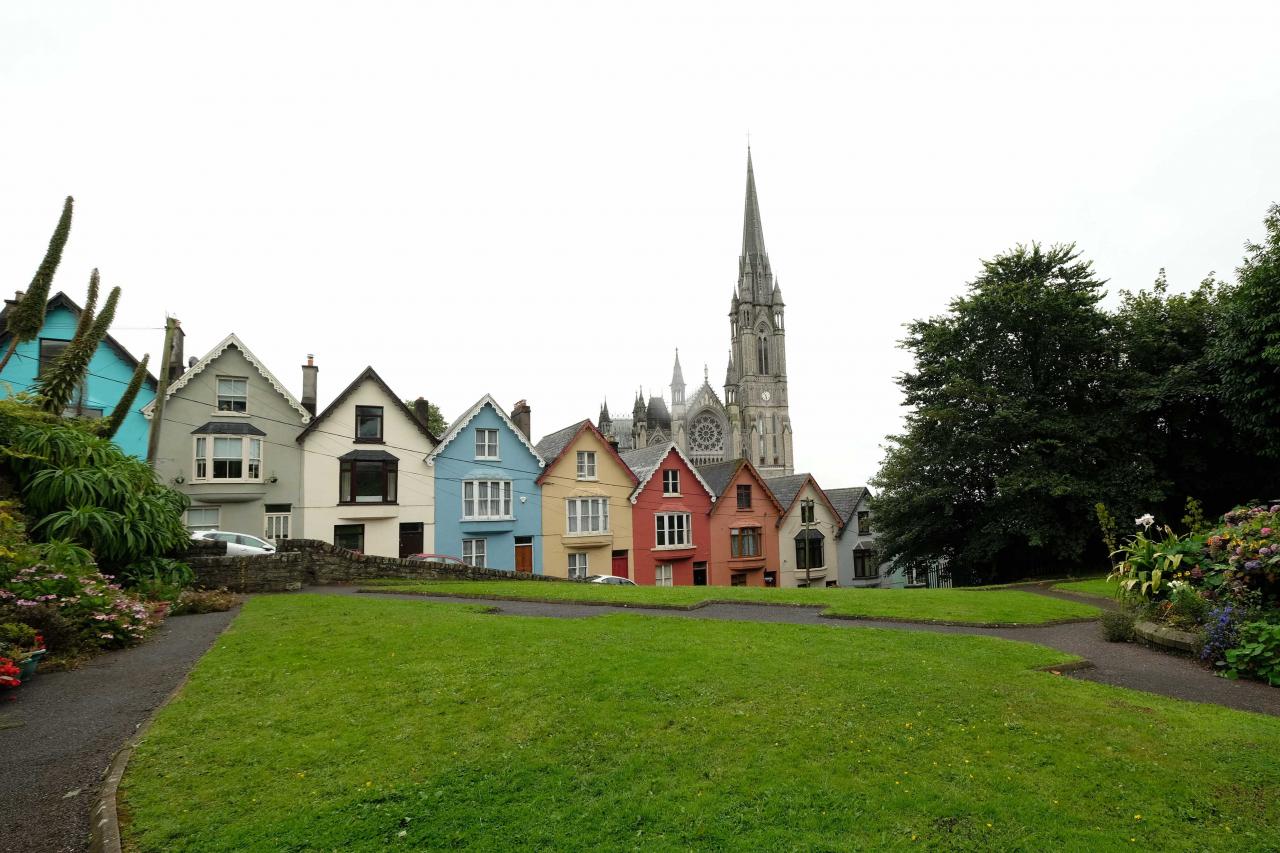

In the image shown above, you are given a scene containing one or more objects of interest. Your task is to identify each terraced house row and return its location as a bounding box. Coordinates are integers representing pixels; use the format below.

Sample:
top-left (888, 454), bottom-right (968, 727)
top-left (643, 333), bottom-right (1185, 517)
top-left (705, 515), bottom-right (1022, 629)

top-left (130, 331), bottom-right (891, 587)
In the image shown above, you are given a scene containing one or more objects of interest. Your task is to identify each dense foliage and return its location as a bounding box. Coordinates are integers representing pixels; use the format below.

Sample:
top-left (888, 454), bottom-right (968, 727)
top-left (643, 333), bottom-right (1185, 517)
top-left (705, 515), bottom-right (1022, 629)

top-left (875, 204), bottom-right (1280, 584)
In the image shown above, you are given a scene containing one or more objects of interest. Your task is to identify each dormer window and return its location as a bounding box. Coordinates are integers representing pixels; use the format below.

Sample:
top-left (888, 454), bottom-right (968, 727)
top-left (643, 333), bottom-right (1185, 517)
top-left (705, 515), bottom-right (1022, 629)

top-left (662, 469), bottom-right (680, 495)
top-left (476, 428), bottom-right (499, 459)
top-left (217, 377), bottom-right (248, 412)
top-left (355, 406), bottom-right (384, 442)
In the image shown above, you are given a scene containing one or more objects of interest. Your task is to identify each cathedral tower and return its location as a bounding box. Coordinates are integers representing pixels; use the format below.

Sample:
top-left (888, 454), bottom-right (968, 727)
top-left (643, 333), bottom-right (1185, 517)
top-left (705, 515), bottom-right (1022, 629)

top-left (726, 149), bottom-right (793, 477)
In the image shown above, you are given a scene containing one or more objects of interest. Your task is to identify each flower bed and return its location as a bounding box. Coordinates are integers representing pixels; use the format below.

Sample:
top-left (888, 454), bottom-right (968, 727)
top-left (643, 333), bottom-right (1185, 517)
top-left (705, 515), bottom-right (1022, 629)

top-left (1108, 503), bottom-right (1280, 685)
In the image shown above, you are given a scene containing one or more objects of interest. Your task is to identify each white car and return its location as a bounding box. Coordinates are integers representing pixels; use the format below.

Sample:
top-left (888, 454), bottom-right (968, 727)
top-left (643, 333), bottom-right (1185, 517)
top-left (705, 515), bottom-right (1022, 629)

top-left (585, 574), bottom-right (636, 585)
top-left (191, 530), bottom-right (277, 556)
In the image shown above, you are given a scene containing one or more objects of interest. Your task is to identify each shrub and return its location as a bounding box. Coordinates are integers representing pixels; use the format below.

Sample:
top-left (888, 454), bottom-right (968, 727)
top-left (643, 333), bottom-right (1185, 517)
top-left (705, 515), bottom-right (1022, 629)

top-left (171, 588), bottom-right (239, 616)
top-left (1165, 581), bottom-right (1210, 630)
top-left (1101, 610), bottom-right (1135, 642)
top-left (1223, 621), bottom-right (1280, 686)
top-left (1200, 605), bottom-right (1243, 666)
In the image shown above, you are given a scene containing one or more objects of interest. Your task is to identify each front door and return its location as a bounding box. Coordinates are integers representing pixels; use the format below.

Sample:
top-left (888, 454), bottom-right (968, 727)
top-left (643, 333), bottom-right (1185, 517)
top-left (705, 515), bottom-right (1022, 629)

top-left (398, 523), bottom-right (423, 559)
top-left (692, 562), bottom-right (708, 586)
top-left (611, 550), bottom-right (628, 578)
top-left (514, 537), bottom-right (533, 573)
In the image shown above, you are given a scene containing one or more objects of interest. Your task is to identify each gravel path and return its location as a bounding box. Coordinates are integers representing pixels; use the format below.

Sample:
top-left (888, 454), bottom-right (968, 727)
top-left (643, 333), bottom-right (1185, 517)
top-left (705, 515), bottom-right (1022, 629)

top-left (0, 608), bottom-right (238, 853)
top-left (322, 585), bottom-right (1280, 718)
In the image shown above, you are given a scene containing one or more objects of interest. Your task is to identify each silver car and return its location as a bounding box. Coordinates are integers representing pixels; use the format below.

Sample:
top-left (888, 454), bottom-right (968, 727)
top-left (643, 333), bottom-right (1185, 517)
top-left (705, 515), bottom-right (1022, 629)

top-left (191, 530), bottom-right (277, 556)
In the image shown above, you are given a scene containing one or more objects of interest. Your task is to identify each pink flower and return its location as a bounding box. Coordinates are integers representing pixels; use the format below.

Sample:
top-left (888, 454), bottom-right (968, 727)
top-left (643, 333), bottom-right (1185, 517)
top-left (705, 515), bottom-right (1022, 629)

top-left (1261, 527), bottom-right (1272, 536)
top-left (16, 599), bottom-right (37, 607)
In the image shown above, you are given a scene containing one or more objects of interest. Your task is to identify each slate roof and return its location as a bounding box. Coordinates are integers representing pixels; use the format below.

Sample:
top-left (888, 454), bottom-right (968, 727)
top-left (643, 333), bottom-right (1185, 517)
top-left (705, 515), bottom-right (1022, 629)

top-left (764, 473), bottom-right (812, 510)
top-left (425, 393), bottom-right (543, 467)
top-left (297, 366), bottom-right (438, 445)
top-left (190, 421), bottom-right (266, 436)
top-left (534, 419), bottom-right (590, 464)
top-left (619, 443), bottom-right (672, 481)
top-left (609, 417), bottom-right (635, 450)
top-left (696, 460), bottom-right (742, 499)
top-left (825, 487), bottom-right (868, 526)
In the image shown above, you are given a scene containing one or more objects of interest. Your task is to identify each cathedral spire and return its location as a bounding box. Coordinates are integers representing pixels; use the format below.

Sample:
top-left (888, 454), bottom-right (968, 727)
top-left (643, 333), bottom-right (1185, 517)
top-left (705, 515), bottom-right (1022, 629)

top-left (671, 348), bottom-right (685, 390)
top-left (741, 147), bottom-right (768, 263)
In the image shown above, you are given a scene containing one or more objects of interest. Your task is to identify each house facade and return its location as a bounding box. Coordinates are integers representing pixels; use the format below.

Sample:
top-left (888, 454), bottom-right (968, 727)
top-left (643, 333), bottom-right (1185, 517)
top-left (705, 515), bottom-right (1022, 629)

top-left (621, 442), bottom-right (715, 586)
top-left (535, 420), bottom-right (638, 580)
top-left (428, 396), bottom-right (543, 572)
top-left (297, 366), bottom-right (438, 558)
top-left (828, 487), bottom-right (893, 588)
top-left (147, 334), bottom-right (307, 541)
top-left (697, 459), bottom-right (783, 587)
top-left (0, 291), bottom-right (157, 458)
top-left (767, 474), bottom-right (843, 588)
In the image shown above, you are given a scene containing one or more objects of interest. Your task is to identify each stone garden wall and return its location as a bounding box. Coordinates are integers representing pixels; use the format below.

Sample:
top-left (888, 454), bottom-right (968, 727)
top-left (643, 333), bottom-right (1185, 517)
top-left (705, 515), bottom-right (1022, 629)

top-left (184, 538), bottom-right (566, 593)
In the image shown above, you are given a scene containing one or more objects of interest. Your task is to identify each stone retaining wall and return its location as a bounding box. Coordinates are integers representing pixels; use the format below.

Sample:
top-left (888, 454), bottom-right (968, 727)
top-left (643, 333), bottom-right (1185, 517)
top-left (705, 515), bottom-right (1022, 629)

top-left (184, 538), bottom-right (565, 593)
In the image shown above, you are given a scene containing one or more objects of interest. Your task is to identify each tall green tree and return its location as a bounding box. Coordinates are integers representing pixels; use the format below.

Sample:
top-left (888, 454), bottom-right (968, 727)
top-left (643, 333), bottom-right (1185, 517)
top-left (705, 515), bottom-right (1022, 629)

top-left (1211, 203), bottom-right (1280, 457)
top-left (0, 196), bottom-right (74, 372)
top-left (873, 243), bottom-right (1159, 585)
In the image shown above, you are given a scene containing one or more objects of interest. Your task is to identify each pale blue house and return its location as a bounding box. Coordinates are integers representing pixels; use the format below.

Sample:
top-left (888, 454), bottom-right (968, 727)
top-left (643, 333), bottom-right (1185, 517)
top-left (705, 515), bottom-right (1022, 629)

top-left (0, 291), bottom-right (157, 459)
top-left (427, 395), bottom-right (544, 572)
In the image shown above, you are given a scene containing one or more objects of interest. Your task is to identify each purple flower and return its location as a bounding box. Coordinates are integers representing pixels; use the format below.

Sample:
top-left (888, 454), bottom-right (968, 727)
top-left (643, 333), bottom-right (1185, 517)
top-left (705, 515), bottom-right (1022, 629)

top-left (15, 599), bottom-right (37, 607)
top-left (1244, 560), bottom-right (1263, 572)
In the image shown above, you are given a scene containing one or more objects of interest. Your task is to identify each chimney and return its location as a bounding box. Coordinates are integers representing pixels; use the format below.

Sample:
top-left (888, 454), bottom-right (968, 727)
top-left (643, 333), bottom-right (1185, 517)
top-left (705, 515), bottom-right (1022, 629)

top-left (511, 399), bottom-right (531, 439)
top-left (166, 320), bottom-right (185, 384)
top-left (412, 397), bottom-right (431, 429)
top-left (301, 354), bottom-right (318, 416)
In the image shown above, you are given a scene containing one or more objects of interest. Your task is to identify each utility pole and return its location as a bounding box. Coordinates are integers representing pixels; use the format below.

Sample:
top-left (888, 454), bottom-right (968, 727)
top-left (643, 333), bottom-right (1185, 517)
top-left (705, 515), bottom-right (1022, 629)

top-left (801, 497), bottom-right (814, 587)
top-left (146, 315), bottom-right (177, 465)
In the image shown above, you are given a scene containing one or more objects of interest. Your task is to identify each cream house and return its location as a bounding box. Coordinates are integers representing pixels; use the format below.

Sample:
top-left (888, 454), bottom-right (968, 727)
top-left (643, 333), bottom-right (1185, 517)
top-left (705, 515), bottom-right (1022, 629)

top-left (766, 473), bottom-right (843, 588)
top-left (296, 366), bottom-right (438, 558)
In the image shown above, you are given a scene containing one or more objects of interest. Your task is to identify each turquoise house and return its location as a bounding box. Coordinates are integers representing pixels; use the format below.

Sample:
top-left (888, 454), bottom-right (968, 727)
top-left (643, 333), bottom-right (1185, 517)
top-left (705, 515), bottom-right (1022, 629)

top-left (0, 291), bottom-right (157, 459)
top-left (427, 395), bottom-right (544, 572)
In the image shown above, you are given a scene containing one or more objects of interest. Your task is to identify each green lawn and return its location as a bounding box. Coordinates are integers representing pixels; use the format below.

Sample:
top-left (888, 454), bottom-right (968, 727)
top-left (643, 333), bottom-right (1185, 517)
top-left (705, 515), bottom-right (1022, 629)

top-left (122, 595), bottom-right (1280, 851)
top-left (1053, 577), bottom-right (1120, 600)
top-left (359, 579), bottom-right (1100, 625)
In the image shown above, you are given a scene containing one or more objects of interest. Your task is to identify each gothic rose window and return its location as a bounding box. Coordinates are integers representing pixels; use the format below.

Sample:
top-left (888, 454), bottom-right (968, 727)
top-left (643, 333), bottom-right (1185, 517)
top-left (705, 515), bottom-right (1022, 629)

top-left (690, 413), bottom-right (724, 453)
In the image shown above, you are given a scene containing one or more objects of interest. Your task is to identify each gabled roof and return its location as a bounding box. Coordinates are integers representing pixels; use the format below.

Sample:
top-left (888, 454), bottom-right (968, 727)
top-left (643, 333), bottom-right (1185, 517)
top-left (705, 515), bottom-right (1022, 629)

top-left (765, 472), bottom-right (844, 530)
top-left (426, 393), bottom-right (543, 467)
top-left (296, 365), bottom-right (438, 445)
top-left (696, 458), bottom-right (785, 514)
top-left (534, 419), bottom-right (638, 487)
top-left (1, 291), bottom-right (158, 387)
top-left (620, 441), bottom-right (716, 505)
top-left (142, 333), bottom-right (309, 422)
top-left (825, 486), bottom-right (870, 527)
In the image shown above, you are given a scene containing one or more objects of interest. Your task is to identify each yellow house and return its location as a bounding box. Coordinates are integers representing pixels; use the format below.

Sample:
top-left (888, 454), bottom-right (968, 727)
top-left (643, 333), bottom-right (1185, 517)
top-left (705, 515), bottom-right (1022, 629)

top-left (534, 420), bottom-right (638, 580)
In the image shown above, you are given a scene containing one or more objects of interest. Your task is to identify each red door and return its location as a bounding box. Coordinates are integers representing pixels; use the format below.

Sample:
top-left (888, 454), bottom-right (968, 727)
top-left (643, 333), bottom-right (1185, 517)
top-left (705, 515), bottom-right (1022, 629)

top-left (611, 550), bottom-right (628, 578)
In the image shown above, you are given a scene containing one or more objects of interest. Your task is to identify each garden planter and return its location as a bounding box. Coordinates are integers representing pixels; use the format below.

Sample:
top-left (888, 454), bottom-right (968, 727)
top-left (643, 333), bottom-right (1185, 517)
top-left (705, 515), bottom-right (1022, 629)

top-left (16, 649), bottom-right (46, 680)
top-left (1134, 621), bottom-right (1199, 653)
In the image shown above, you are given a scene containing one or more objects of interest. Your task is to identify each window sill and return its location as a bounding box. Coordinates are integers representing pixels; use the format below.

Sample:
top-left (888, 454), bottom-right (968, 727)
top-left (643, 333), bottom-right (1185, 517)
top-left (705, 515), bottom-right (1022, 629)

top-left (662, 493), bottom-right (682, 498)
top-left (475, 456), bottom-right (501, 463)
top-left (565, 530), bottom-right (611, 537)
top-left (461, 516), bottom-right (516, 523)
top-left (190, 479), bottom-right (265, 485)
top-left (735, 506), bottom-right (754, 512)
top-left (576, 477), bottom-right (599, 482)
top-left (653, 543), bottom-right (694, 552)
top-left (339, 501), bottom-right (399, 507)
top-left (353, 437), bottom-right (386, 444)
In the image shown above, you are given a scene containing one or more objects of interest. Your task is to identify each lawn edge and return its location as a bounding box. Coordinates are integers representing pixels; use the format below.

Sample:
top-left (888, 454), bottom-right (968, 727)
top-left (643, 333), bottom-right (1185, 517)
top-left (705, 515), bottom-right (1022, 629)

top-left (90, 612), bottom-right (238, 853)
top-left (352, 587), bottom-right (1100, 628)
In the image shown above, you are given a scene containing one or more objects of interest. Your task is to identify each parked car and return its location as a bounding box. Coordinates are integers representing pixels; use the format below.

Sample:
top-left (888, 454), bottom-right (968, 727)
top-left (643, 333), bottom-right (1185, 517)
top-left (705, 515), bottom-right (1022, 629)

top-left (408, 553), bottom-right (469, 568)
top-left (586, 575), bottom-right (636, 585)
top-left (190, 530), bottom-right (276, 556)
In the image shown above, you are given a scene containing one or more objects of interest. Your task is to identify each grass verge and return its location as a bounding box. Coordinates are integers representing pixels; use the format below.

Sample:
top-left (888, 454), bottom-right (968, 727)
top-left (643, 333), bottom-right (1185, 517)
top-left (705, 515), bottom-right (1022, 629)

top-left (1053, 577), bottom-right (1120, 600)
top-left (358, 579), bottom-right (1100, 625)
top-left (120, 595), bottom-right (1280, 851)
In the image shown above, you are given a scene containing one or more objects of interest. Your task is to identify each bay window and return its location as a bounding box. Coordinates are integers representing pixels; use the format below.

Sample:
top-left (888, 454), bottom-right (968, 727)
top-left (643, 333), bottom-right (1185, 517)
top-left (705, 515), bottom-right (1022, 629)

top-left (566, 497), bottom-right (609, 534)
top-left (730, 526), bottom-right (760, 558)
top-left (463, 480), bottom-right (513, 519)
top-left (655, 512), bottom-right (691, 547)
top-left (338, 450), bottom-right (398, 504)
top-left (192, 432), bottom-right (264, 482)
top-left (795, 529), bottom-right (825, 570)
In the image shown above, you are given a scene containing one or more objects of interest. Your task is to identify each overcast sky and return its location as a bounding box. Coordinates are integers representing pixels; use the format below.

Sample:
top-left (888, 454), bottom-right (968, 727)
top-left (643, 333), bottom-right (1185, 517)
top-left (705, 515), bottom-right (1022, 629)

top-left (2, 1), bottom-right (1278, 489)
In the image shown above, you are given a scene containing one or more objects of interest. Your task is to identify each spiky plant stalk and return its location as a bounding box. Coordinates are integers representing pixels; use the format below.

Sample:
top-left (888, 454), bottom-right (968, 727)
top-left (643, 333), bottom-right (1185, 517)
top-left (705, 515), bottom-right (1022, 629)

top-left (36, 273), bottom-right (120, 415)
top-left (0, 196), bottom-right (74, 372)
top-left (98, 353), bottom-right (149, 438)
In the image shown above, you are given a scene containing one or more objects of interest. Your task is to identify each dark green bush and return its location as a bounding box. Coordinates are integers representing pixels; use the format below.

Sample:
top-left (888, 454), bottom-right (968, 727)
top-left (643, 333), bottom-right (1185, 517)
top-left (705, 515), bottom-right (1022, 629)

top-left (171, 588), bottom-right (239, 616)
top-left (1101, 610), bottom-right (1135, 642)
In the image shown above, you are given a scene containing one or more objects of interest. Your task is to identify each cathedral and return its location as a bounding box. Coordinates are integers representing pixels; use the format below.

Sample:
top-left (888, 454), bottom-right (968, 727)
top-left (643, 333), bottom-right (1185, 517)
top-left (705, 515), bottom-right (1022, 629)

top-left (599, 150), bottom-right (795, 478)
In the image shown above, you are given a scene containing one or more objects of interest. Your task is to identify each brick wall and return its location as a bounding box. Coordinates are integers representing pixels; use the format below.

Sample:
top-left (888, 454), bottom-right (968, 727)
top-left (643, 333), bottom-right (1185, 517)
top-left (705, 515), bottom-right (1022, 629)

top-left (184, 538), bottom-right (567, 593)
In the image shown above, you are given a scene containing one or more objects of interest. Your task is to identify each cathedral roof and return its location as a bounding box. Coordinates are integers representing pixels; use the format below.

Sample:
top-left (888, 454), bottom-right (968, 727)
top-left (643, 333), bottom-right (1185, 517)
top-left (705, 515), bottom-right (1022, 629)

top-left (646, 395), bottom-right (671, 430)
top-left (671, 349), bottom-right (685, 389)
top-left (765, 473), bottom-right (844, 527)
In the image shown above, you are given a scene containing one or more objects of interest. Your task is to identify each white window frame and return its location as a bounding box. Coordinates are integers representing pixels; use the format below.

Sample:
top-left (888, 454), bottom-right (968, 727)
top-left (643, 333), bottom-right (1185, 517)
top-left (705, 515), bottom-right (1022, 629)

top-left (568, 553), bottom-right (589, 579)
top-left (186, 506), bottom-right (220, 531)
top-left (662, 469), bottom-right (680, 495)
top-left (655, 564), bottom-right (673, 587)
top-left (462, 480), bottom-right (513, 520)
top-left (192, 435), bottom-right (264, 483)
top-left (576, 450), bottom-right (597, 480)
top-left (216, 376), bottom-right (248, 413)
top-left (655, 512), bottom-right (691, 548)
top-left (566, 497), bottom-right (609, 535)
top-left (475, 428), bottom-right (500, 460)
top-left (265, 512), bottom-right (291, 542)
top-left (462, 538), bottom-right (487, 568)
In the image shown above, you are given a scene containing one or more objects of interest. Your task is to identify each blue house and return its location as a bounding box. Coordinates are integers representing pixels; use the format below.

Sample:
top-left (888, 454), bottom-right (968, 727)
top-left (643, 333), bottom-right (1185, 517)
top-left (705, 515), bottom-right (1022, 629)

top-left (0, 291), bottom-right (157, 459)
top-left (427, 395), bottom-right (544, 572)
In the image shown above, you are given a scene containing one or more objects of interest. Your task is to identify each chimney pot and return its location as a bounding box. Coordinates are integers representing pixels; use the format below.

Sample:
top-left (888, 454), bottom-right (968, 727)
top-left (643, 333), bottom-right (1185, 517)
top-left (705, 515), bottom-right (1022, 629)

top-left (301, 356), bottom-right (319, 416)
top-left (412, 397), bottom-right (431, 429)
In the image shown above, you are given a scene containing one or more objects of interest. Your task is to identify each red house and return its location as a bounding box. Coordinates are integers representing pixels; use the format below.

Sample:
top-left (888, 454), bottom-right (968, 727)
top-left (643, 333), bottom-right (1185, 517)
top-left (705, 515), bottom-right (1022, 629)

top-left (620, 442), bottom-right (716, 586)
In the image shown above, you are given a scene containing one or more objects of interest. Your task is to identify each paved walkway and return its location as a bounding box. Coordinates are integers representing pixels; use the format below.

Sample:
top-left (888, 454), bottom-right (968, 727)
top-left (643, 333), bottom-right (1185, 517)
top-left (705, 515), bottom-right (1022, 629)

top-left (317, 585), bottom-right (1280, 718)
top-left (0, 608), bottom-right (239, 853)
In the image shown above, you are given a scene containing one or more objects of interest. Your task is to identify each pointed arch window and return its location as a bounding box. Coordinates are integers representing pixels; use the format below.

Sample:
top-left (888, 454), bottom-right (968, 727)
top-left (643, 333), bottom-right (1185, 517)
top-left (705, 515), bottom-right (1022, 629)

top-left (757, 335), bottom-right (769, 375)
